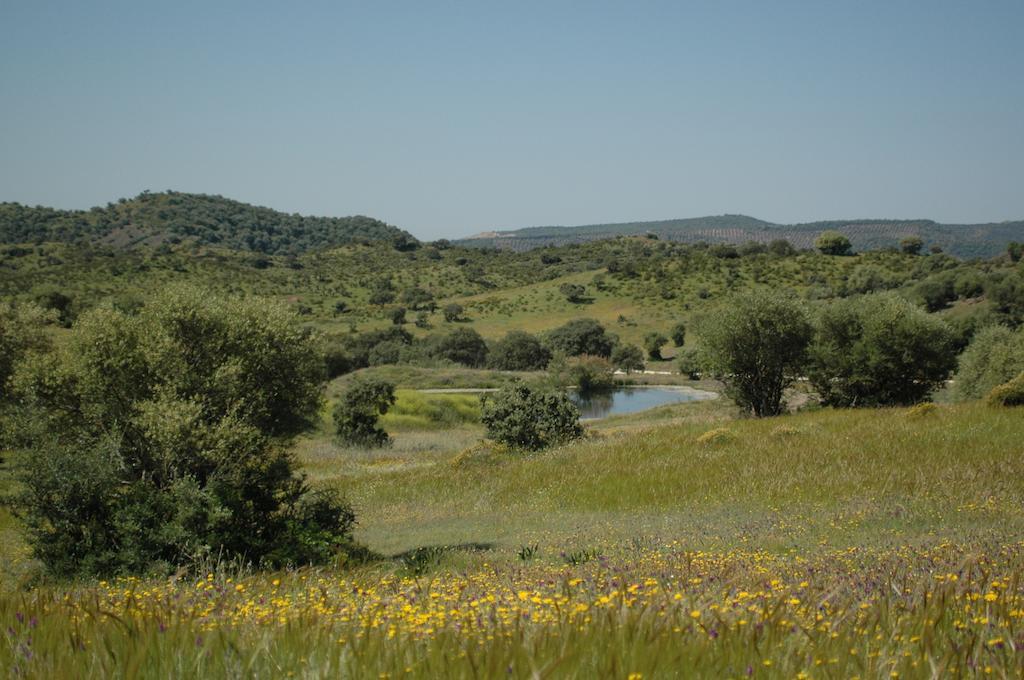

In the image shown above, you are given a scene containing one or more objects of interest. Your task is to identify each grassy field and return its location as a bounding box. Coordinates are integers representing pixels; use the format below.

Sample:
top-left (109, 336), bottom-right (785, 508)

top-left (3, 398), bottom-right (1024, 677)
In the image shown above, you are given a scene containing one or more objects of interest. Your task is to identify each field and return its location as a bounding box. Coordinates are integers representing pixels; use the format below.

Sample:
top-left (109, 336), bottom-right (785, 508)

top-left (4, 399), bottom-right (1024, 677)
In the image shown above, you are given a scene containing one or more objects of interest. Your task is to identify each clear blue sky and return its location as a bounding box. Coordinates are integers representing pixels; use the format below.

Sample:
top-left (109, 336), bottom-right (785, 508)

top-left (2, 1), bottom-right (1022, 239)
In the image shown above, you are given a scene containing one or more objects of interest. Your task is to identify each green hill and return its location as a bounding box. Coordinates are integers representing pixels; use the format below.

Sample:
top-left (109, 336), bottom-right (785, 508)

top-left (460, 214), bottom-right (1024, 259)
top-left (0, 191), bottom-right (413, 255)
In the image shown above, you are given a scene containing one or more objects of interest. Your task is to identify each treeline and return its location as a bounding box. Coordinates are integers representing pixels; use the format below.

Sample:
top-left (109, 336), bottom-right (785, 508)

top-left (0, 191), bottom-right (412, 255)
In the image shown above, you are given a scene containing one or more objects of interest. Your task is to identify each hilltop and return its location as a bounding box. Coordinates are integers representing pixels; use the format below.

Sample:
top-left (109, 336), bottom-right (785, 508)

top-left (0, 191), bottom-right (413, 255)
top-left (459, 214), bottom-right (1024, 259)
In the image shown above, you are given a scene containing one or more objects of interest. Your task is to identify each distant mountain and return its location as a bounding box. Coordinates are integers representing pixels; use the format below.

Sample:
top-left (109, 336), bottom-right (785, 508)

top-left (0, 191), bottom-right (412, 255)
top-left (458, 215), bottom-right (1024, 259)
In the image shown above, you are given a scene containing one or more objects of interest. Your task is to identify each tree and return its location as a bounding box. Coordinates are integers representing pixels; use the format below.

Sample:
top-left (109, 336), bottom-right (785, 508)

top-left (643, 332), bottom-right (668, 360)
top-left (768, 239), bottom-right (796, 257)
top-left (400, 287), bottom-right (435, 311)
top-left (559, 283), bottom-right (587, 303)
top-left (480, 384), bottom-right (582, 451)
top-left (676, 347), bottom-right (701, 380)
top-left (333, 376), bottom-right (396, 447)
top-left (914, 276), bottom-right (956, 312)
top-left (807, 293), bottom-right (956, 407)
top-left (815, 231), bottom-right (852, 256)
top-left (900, 235), bottom-right (924, 255)
top-left (487, 331), bottom-right (551, 371)
top-left (611, 344), bottom-right (645, 373)
top-left (9, 286), bottom-right (355, 577)
top-left (1008, 242), bottom-right (1023, 263)
top-left (443, 303), bottom-right (464, 322)
top-left (700, 290), bottom-right (813, 417)
top-left (669, 322), bottom-right (687, 347)
top-left (0, 302), bottom-right (53, 402)
top-left (390, 307), bottom-right (407, 325)
top-left (954, 326), bottom-right (1024, 400)
top-left (431, 328), bottom-right (488, 367)
top-left (543, 318), bottom-right (616, 358)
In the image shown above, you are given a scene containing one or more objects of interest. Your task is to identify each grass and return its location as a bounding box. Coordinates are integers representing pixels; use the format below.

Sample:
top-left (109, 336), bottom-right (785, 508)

top-left (4, 400), bottom-right (1024, 677)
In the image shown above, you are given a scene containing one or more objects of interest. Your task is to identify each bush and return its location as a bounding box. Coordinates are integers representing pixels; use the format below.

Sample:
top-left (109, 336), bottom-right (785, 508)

top-left (987, 373), bottom-right (1024, 407)
top-left (487, 331), bottom-right (551, 371)
top-left (333, 376), bottom-right (396, 446)
top-left (700, 290), bottom-right (813, 417)
top-left (430, 328), bottom-right (488, 367)
top-left (815, 231), bottom-right (852, 256)
top-left (480, 384), bottom-right (582, 451)
top-left (914, 275), bottom-right (956, 312)
top-left (611, 344), bottom-right (645, 373)
top-left (900, 235), bottom-right (924, 255)
top-left (443, 303), bottom-right (464, 322)
top-left (954, 326), bottom-right (1024, 400)
top-left (0, 301), bottom-right (54, 402)
top-left (9, 286), bottom-right (356, 577)
top-left (676, 347), bottom-right (701, 379)
top-left (807, 293), bottom-right (956, 407)
top-left (643, 332), bottom-right (668, 360)
top-left (559, 283), bottom-right (587, 303)
top-left (552, 354), bottom-right (615, 392)
top-left (543, 318), bottom-right (616, 358)
top-left (669, 322), bottom-right (687, 347)
top-left (390, 307), bottom-right (407, 325)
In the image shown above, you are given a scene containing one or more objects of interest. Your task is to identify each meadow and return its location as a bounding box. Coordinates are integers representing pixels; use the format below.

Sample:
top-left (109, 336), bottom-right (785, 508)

top-left (4, 398), bottom-right (1024, 678)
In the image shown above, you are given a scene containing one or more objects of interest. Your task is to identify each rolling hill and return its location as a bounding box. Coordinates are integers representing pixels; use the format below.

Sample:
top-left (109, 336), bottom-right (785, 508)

top-left (0, 191), bottom-right (413, 255)
top-left (459, 214), bottom-right (1024, 259)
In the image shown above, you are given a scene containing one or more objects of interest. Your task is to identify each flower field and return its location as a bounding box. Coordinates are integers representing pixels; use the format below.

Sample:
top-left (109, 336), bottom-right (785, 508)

top-left (4, 541), bottom-right (1024, 677)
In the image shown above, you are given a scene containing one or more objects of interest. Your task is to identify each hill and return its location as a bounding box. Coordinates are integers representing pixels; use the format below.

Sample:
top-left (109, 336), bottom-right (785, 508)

top-left (459, 214), bottom-right (1024, 259)
top-left (0, 191), bottom-right (412, 255)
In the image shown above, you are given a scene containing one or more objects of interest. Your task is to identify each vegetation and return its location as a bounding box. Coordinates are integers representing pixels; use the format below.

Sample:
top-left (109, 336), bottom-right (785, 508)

top-left (486, 331), bottom-right (550, 371)
top-left (333, 376), bottom-right (397, 447)
top-left (954, 326), bottom-right (1024, 400)
top-left (479, 383), bottom-right (581, 450)
top-left (610, 343), bottom-right (645, 373)
top-left (807, 293), bottom-right (956, 406)
top-left (987, 372), bottom-right (1024, 407)
top-left (699, 290), bottom-right (813, 416)
top-left (6, 287), bottom-right (355, 576)
top-left (543, 318), bottom-right (616, 358)
top-left (814, 230), bottom-right (853, 256)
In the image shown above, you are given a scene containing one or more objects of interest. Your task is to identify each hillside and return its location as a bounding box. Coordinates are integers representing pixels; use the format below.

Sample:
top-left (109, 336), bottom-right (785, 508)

top-left (460, 214), bottom-right (1024, 259)
top-left (0, 191), bottom-right (412, 255)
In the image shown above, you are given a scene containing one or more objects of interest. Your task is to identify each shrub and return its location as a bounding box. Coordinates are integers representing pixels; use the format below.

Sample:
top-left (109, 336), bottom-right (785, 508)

top-left (699, 290), bottom-right (813, 417)
top-left (987, 373), bottom-right (1024, 407)
top-left (480, 384), bottom-right (582, 451)
top-left (559, 283), bottom-right (587, 303)
top-left (552, 354), bottom-right (615, 392)
top-left (670, 322), bottom-right (687, 347)
top-left (768, 239), bottom-right (795, 257)
top-left (914, 275), bottom-right (956, 312)
top-left (324, 346), bottom-right (354, 378)
top-left (390, 307), bottom-right (407, 325)
top-left (487, 331), bottom-right (551, 371)
top-left (807, 293), bottom-right (956, 407)
top-left (676, 347), bottom-right (702, 380)
top-left (443, 303), bottom-right (464, 322)
top-left (0, 301), bottom-right (54, 402)
top-left (643, 332), bottom-right (668, 360)
top-left (611, 344), bottom-right (645, 373)
top-left (954, 326), bottom-right (1024, 400)
top-left (900, 235), bottom-right (924, 255)
top-left (815, 231), bottom-right (852, 256)
top-left (430, 328), bottom-right (488, 367)
top-left (9, 286), bottom-right (356, 577)
top-left (333, 376), bottom-right (396, 446)
top-left (543, 318), bottom-right (616, 358)
top-left (400, 287), bottom-right (434, 311)
top-left (695, 428), bottom-right (732, 445)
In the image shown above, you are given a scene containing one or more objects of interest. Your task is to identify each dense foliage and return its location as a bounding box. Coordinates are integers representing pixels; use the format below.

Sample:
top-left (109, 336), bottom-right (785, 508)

top-left (333, 377), bottom-right (397, 447)
top-left (487, 331), bottom-right (551, 371)
top-left (480, 384), bottom-right (582, 450)
top-left (699, 290), bottom-right (814, 417)
top-left (543, 319), bottom-right (616, 358)
top-left (7, 287), bottom-right (355, 576)
top-left (0, 191), bottom-right (411, 254)
top-left (807, 294), bottom-right (956, 406)
top-left (954, 326), bottom-right (1024, 400)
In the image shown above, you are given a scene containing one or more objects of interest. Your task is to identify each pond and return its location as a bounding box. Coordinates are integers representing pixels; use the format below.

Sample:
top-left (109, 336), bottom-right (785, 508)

top-left (569, 386), bottom-right (717, 420)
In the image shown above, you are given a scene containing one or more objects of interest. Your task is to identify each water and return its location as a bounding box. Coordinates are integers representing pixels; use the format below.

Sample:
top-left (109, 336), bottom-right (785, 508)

top-left (569, 386), bottom-right (714, 419)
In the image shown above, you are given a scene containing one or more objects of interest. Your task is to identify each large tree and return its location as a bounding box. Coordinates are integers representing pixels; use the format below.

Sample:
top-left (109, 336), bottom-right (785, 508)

top-left (699, 290), bottom-right (813, 417)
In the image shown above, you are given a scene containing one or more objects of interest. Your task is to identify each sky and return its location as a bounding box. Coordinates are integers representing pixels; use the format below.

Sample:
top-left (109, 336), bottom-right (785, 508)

top-left (2, 1), bottom-right (1023, 240)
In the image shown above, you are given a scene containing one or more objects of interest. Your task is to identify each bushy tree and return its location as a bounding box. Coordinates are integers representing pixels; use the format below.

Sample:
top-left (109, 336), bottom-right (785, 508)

top-left (644, 332), bottom-right (668, 360)
top-left (431, 328), bottom-right (488, 367)
top-left (390, 307), bottom-right (407, 325)
top-left (954, 325), bottom-right (1024, 400)
top-left (669, 322), bottom-right (687, 347)
top-left (676, 347), bottom-right (701, 379)
top-left (0, 302), bottom-right (54, 402)
top-left (914, 275), bottom-right (956, 312)
top-left (611, 344), bottom-right (645, 373)
top-left (480, 384), bottom-right (582, 451)
top-left (551, 354), bottom-right (615, 392)
top-left (700, 290), bottom-right (813, 417)
top-left (559, 283), bottom-right (587, 303)
top-left (807, 293), bottom-right (956, 407)
top-left (400, 287), bottom-right (435, 311)
top-left (543, 318), bottom-right (616, 358)
top-left (443, 303), bottom-right (464, 322)
top-left (900, 235), bottom-right (924, 255)
top-left (768, 239), bottom-right (796, 257)
top-left (333, 376), bottom-right (396, 447)
top-left (487, 331), bottom-right (551, 371)
top-left (988, 372), bottom-right (1024, 407)
top-left (9, 286), bottom-right (356, 577)
top-left (815, 231), bottom-right (852, 256)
